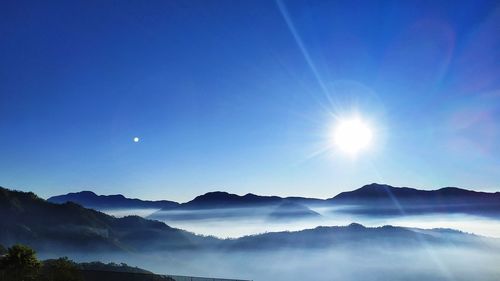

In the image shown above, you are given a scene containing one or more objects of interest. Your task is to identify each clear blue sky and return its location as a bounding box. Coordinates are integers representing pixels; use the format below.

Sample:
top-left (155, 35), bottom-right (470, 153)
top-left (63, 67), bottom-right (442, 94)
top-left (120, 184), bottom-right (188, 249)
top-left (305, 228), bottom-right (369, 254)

top-left (1, 0), bottom-right (499, 202)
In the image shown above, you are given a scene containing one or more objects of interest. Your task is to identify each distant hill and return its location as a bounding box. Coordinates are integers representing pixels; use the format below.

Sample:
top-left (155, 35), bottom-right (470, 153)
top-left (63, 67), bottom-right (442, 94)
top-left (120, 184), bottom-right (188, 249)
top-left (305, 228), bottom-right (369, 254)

top-left (268, 201), bottom-right (321, 219)
top-left (225, 223), bottom-right (493, 250)
top-left (47, 191), bottom-right (179, 210)
top-left (0, 186), bottom-right (214, 253)
top-left (178, 191), bottom-right (282, 209)
top-left (328, 183), bottom-right (500, 216)
top-left (173, 191), bottom-right (324, 210)
top-left (78, 261), bottom-right (153, 274)
top-left (148, 191), bottom-right (324, 221)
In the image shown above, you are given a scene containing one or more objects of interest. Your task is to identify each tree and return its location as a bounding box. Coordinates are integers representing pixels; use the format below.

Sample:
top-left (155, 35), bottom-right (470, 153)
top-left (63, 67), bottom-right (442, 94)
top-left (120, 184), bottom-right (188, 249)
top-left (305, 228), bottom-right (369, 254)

top-left (0, 244), bottom-right (6, 255)
top-left (40, 257), bottom-right (83, 281)
top-left (0, 244), bottom-right (41, 281)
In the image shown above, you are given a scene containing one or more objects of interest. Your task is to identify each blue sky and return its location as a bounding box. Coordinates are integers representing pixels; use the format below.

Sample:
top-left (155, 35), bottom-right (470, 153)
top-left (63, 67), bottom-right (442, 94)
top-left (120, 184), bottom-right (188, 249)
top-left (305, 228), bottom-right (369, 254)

top-left (1, 0), bottom-right (499, 202)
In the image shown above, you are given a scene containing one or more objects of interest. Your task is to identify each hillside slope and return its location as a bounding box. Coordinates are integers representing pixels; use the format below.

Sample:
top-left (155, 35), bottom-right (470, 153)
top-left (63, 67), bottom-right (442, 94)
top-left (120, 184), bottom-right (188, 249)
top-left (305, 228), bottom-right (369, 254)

top-left (0, 187), bottom-right (212, 252)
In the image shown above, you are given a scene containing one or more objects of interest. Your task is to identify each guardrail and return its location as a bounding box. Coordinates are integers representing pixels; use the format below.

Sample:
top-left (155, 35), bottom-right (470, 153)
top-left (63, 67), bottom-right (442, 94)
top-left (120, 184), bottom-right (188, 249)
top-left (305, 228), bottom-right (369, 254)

top-left (164, 274), bottom-right (251, 281)
top-left (80, 269), bottom-right (251, 281)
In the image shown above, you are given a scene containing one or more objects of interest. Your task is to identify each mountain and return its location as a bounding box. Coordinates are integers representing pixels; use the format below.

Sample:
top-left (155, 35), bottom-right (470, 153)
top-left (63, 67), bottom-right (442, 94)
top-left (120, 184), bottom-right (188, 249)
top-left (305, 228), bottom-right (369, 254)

top-left (173, 191), bottom-right (324, 210)
top-left (48, 191), bottom-right (179, 210)
top-left (329, 183), bottom-right (500, 216)
top-left (224, 223), bottom-right (494, 250)
top-left (0, 187), bottom-right (213, 252)
top-left (268, 201), bottom-right (321, 219)
top-left (148, 191), bottom-right (324, 221)
top-left (179, 191), bottom-right (282, 209)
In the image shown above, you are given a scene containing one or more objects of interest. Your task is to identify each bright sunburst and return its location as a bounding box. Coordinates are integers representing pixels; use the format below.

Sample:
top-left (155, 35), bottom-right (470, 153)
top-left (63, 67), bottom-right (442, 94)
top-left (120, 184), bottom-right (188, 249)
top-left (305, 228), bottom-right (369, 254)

top-left (332, 117), bottom-right (373, 155)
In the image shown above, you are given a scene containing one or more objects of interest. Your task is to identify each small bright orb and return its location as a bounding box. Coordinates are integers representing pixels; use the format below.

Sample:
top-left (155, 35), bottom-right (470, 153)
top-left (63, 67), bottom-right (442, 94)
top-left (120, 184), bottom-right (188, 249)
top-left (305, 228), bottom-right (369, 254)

top-left (133, 137), bottom-right (140, 143)
top-left (333, 117), bottom-right (373, 155)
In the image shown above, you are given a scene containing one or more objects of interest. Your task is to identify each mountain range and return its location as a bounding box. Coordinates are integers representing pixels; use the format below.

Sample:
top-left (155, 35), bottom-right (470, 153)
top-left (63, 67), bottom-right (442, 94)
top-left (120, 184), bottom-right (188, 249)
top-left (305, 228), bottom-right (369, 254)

top-left (331, 183), bottom-right (500, 216)
top-left (2, 185), bottom-right (497, 255)
top-left (48, 190), bottom-right (323, 210)
top-left (48, 183), bottom-right (500, 217)
top-left (48, 191), bottom-right (179, 210)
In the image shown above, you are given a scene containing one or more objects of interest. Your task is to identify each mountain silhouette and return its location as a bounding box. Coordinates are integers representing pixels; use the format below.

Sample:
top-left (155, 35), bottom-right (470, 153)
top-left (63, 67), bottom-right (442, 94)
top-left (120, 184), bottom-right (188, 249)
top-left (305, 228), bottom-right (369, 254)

top-left (0, 187), bottom-right (212, 252)
top-left (329, 183), bottom-right (500, 216)
top-left (148, 191), bottom-right (324, 221)
top-left (152, 184), bottom-right (500, 218)
top-left (172, 191), bottom-right (324, 210)
top-left (178, 191), bottom-right (282, 209)
top-left (48, 191), bottom-right (179, 210)
top-left (224, 223), bottom-right (493, 250)
top-left (48, 184), bottom-right (500, 218)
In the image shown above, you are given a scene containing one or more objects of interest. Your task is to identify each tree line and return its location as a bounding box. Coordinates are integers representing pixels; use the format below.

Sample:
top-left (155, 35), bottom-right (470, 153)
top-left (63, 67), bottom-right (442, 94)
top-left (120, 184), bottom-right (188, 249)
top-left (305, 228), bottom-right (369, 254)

top-left (0, 244), bottom-right (82, 281)
top-left (0, 244), bottom-right (172, 281)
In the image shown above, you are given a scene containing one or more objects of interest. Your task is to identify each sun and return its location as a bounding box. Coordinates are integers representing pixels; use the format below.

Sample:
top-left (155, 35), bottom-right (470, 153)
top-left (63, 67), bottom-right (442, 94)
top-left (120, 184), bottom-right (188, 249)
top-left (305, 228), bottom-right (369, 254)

top-left (332, 117), bottom-right (373, 155)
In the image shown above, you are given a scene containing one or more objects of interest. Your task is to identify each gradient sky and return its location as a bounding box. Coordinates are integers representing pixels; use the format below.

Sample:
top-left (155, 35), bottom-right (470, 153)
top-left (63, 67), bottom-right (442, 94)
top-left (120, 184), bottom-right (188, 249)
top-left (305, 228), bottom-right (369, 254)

top-left (1, 0), bottom-right (499, 202)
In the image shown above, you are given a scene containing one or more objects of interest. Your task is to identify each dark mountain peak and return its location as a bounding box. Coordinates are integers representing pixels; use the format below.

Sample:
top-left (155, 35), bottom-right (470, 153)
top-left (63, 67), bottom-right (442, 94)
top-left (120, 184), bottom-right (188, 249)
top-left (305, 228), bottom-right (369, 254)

top-left (356, 183), bottom-right (388, 193)
top-left (70, 190), bottom-right (100, 198)
top-left (435, 186), bottom-right (474, 195)
top-left (180, 191), bottom-right (284, 210)
top-left (357, 183), bottom-right (418, 193)
top-left (75, 190), bottom-right (98, 196)
top-left (359, 183), bottom-right (394, 190)
top-left (48, 191), bottom-right (179, 210)
top-left (333, 183), bottom-right (402, 200)
top-left (48, 190), bottom-right (99, 202)
top-left (190, 191), bottom-right (239, 202)
top-left (330, 184), bottom-right (500, 217)
top-left (357, 184), bottom-right (485, 196)
top-left (438, 187), bottom-right (461, 191)
top-left (178, 191), bottom-right (242, 209)
top-left (202, 191), bottom-right (233, 197)
top-left (243, 193), bottom-right (282, 201)
top-left (347, 222), bottom-right (366, 229)
top-left (242, 193), bottom-right (259, 198)
top-left (108, 194), bottom-right (126, 199)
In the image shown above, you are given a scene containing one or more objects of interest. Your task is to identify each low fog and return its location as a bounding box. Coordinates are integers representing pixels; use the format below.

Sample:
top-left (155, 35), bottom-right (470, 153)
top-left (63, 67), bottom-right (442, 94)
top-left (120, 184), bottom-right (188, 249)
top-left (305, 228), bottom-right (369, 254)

top-left (104, 206), bottom-right (500, 238)
top-left (39, 244), bottom-right (500, 281)
top-left (81, 205), bottom-right (500, 280)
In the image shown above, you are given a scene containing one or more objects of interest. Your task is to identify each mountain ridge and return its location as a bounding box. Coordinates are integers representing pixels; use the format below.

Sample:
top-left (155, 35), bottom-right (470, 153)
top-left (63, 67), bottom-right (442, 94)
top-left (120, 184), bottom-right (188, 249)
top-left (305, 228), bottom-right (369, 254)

top-left (0, 186), bottom-right (209, 253)
top-left (48, 191), bottom-right (179, 210)
top-left (328, 183), bottom-right (500, 216)
top-left (330, 183), bottom-right (500, 203)
top-left (47, 183), bottom-right (500, 217)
